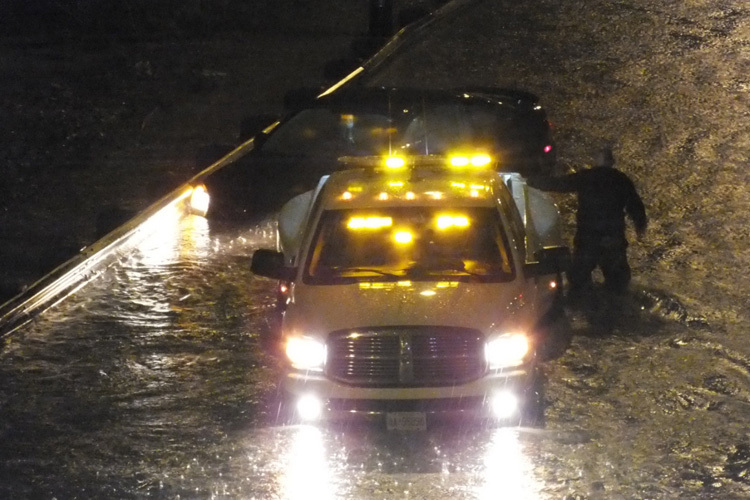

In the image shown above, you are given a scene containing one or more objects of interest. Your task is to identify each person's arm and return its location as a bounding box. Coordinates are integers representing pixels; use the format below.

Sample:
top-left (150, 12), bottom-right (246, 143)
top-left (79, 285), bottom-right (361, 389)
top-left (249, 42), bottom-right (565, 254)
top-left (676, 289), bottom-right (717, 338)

top-left (624, 179), bottom-right (647, 237)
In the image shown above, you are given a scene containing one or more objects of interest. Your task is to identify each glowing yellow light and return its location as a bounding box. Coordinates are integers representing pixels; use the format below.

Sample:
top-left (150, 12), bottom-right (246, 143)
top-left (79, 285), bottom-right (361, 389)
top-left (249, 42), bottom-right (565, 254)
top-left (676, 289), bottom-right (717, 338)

top-left (470, 189), bottom-right (480, 198)
top-left (451, 182), bottom-right (466, 188)
top-left (420, 290), bottom-right (437, 297)
top-left (348, 216), bottom-right (393, 230)
top-left (436, 281), bottom-right (458, 288)
top-left (426, 191), bottom-right (443, 200)
top-left (450, 156), bottom-right (470, 167)
top-left (394, 231), bottom-right (413, 244)
top-left (437, 215), bottom-right (470, 229)
top-left (388, 181), bottom-right (404, 187)
top-left (385, 156), bottom-right (406, 169)
top-left (405, 191), bottom-right (416, 200)
top-left (397, 280), bottom-right (412, 287)
top-left (188, 185), bottom-right (210, 217)
top-left (378, 192), bottom-right (389, 201)
top-left (471, 154), bottom-right (492, 167)
top-left (341, 191), bottom-right (353, 200)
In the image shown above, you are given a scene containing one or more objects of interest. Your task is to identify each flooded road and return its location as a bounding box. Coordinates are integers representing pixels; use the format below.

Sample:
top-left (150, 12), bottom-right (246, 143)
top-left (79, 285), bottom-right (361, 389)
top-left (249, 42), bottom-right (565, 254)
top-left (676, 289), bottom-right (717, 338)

top-left (2, 0), bottom-right (750, 497)
top-left (1, 213), bottom-right (748, 499)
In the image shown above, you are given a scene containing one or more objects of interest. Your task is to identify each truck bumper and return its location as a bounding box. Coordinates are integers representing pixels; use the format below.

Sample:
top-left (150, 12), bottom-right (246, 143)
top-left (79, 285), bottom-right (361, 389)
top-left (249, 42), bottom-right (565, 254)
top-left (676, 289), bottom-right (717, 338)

top-left (282, 366), bottom-right (539, 424)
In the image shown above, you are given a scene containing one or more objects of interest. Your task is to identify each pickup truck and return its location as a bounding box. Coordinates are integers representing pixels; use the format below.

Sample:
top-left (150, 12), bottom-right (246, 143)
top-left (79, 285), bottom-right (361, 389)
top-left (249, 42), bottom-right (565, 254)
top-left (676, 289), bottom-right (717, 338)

top-left (251, 155), bottom-right (569, 429)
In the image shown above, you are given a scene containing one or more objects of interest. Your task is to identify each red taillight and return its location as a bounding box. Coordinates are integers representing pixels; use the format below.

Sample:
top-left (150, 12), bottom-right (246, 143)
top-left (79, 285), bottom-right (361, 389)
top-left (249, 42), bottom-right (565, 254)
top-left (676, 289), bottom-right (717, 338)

top-left (544, 145), bottom-right (553, 154)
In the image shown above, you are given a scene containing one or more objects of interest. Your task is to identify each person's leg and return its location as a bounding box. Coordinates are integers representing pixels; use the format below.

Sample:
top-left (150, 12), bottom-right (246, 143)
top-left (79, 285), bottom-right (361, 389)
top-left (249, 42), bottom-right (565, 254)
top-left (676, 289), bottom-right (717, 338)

top-left (601, 243), bottom-right (631, 294)
top-left (568, 238), bottom-right (597, 298)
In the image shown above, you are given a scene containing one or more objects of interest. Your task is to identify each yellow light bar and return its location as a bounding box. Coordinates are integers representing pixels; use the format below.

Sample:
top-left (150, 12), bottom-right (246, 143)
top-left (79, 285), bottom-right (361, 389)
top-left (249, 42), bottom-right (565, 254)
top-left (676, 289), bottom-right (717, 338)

top-left (448, 154), bottom-right (493, 168)
top-left (348, 216), bottom-right (393, 230)
top-left (436, 215), bottom-right (470, 229)
top-left (449, 156), bottom-right (470, 167)
top-left (470, 154), bottom-right (492, 167)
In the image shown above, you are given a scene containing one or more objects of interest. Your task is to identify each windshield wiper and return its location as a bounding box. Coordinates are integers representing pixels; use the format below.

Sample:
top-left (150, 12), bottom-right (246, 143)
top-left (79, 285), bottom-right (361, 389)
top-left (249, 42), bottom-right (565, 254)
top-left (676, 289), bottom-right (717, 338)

top-left (406, 259), bottom-right (484, 278)
top-left (331, 267), bottom-right (401, 278)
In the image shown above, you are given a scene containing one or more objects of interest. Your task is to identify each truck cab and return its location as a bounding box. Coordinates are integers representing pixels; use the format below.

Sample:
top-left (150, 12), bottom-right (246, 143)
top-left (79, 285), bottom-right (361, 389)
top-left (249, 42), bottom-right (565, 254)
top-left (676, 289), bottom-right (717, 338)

top-left (251, 154), bottom-right (569, 429)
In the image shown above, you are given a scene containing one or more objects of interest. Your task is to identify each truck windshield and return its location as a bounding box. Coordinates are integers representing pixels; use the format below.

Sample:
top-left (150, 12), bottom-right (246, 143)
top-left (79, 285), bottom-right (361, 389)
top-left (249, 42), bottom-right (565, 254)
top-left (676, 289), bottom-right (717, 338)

top-left (304, 206), bottom-right (515, 284)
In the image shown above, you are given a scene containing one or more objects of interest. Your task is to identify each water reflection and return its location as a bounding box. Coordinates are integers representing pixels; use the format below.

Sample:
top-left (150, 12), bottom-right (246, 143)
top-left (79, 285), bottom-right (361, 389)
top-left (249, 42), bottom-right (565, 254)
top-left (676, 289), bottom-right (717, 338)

top-left (280, 425), bottom-right (339, 500)
top-left (478, 428), bottom-right (543, 500)
top-left (136, 213), bottom-right (211, 267)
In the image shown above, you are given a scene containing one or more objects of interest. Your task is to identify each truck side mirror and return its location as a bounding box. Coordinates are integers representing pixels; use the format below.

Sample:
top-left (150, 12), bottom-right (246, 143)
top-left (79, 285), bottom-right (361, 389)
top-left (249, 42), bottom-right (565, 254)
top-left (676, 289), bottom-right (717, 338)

top-left (524, 246), bottom-right (570, 277)
top-left (251, 249), bottom-right (296, 281)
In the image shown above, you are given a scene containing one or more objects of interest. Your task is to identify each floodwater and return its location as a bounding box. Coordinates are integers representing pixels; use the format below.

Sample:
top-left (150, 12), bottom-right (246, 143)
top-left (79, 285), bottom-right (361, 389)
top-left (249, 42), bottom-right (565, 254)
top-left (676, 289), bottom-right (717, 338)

top-left (2, 0), bottom-right (750, 498)
top-left (1, 212), bottom-right (748, 499)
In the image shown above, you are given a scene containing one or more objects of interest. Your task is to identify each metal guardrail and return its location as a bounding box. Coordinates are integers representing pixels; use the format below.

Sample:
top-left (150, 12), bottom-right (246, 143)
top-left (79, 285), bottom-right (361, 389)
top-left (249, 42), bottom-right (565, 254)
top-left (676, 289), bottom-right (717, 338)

top-left (0, 0), bottom-right (478, 338)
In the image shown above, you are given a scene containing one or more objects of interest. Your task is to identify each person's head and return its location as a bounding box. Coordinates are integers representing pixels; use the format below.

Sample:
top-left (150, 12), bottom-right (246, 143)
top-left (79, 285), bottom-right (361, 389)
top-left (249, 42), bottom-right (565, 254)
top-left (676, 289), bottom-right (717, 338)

top-left (594, 147), bottom-right (615, 168)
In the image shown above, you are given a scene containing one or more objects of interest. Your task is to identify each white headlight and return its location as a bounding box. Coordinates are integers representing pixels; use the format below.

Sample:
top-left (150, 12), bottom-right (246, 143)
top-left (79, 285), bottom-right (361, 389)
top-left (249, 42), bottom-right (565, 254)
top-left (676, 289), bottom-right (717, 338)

top-left (490, 390), bottom-right (519, 419)
top-left (485, 333), bottom-right (530, 369)
top-left (296, 394), bottom-right (324, 421)
top-left (286, 336), bottom-right (327, 371)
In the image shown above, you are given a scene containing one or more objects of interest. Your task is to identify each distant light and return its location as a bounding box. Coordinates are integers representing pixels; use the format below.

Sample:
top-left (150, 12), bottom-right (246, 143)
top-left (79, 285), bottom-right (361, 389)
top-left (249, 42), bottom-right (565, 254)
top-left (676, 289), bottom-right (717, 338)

top-left (549, 280), bottom-right (557, 289)
top-left (189, 185), bottom-right (210, 217)
top-left (544, 145), bottom-right (553, 154)
top-left (341, 191), bottom-right (353, 201)
top-left (405, 191), bottom-right (416, 200)
top-left (378, 192), bottom-right (389, 201)
top-left (420, 289), bottom-right (437, 297)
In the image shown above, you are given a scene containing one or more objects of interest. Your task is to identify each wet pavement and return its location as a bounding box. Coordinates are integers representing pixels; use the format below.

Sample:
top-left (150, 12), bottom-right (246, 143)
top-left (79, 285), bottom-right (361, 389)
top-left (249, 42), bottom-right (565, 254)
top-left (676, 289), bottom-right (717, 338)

top-left (2, 0), bottom-right (750, 498)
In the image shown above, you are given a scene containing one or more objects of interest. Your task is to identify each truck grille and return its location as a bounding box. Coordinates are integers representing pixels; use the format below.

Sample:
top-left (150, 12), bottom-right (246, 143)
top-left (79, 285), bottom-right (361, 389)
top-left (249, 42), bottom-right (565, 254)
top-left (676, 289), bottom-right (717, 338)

top-left (326, 327), bottom-right (485, 387)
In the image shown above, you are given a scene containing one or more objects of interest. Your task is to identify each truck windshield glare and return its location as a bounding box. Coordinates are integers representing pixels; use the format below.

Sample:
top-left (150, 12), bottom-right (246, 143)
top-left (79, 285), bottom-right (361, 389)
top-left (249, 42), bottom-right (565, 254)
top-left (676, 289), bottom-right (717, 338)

top-left (305, 206), bottom-right (515, 284)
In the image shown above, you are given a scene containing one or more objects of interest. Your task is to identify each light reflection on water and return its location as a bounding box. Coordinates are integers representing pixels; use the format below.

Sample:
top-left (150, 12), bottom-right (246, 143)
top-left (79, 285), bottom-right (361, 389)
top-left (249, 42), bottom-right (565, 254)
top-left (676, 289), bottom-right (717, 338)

top-left (281, 425), bottom-right (339, 500)
top-left (478, 428), bottom-right (543, 500)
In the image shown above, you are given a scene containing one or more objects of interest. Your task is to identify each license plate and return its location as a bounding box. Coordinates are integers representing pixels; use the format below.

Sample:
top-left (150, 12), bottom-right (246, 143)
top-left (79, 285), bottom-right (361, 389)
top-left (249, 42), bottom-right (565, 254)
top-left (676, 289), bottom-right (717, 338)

top-left (386, 412), bottom-right (427, 431)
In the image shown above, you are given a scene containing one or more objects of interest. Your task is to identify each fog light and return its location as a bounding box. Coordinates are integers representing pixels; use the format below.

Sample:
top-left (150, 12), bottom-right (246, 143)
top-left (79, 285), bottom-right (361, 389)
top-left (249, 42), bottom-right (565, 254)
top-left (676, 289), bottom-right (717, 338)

top-left (490, 391), bottom-right (519, 420)
top-left (296, 394), bottom-right (323, 421)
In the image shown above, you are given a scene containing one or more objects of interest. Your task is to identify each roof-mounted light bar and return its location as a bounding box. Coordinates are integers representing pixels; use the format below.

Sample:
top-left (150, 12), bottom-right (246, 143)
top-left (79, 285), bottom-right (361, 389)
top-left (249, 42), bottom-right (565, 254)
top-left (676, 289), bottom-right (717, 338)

top-left (338, 153), bottom-right (495, 172)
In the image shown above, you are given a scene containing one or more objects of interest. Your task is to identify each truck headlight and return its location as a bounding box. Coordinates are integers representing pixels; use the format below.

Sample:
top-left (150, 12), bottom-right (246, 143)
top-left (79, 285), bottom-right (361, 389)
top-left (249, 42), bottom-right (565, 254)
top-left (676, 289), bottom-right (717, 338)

top-left (286, 336), bottom-right (327, 371)
top-left (485, 333), bottom-right (530, 369)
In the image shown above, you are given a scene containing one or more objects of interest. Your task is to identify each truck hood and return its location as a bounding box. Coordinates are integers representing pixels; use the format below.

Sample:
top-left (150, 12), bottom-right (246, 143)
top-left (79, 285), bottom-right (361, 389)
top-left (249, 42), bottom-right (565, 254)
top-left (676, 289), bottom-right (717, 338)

top-left (284, 280), bottom-right (540, 337)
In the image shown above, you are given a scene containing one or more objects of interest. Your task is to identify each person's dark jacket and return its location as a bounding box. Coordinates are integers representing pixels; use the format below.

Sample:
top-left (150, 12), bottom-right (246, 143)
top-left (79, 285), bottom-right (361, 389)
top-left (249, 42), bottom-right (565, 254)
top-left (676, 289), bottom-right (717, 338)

top-left (528, 166), bottom-right (647, 238)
